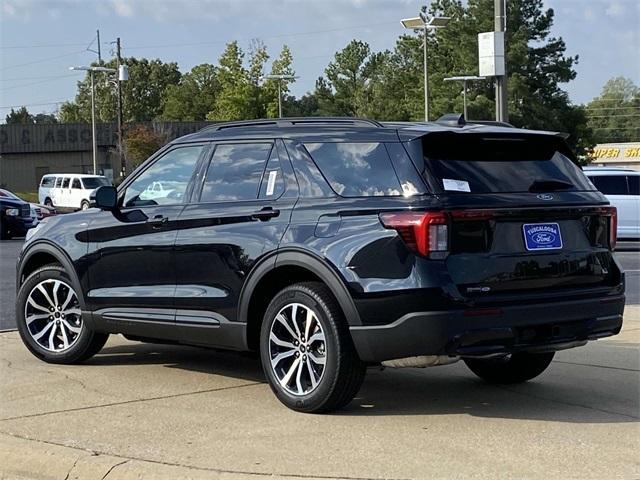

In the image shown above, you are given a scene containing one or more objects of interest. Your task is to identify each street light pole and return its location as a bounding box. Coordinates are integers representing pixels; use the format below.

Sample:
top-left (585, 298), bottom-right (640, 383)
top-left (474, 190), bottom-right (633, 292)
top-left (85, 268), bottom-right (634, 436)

top-left (89, 70), bottom-right (97, 175)
top-left (443, 76), bottom-right (485, 120)
top-left (277, 80), bottom-right (283, 118)
top-left (262, 74), bottom-right (299, 118)
top-left (401, 12), bottom-right (450, 122)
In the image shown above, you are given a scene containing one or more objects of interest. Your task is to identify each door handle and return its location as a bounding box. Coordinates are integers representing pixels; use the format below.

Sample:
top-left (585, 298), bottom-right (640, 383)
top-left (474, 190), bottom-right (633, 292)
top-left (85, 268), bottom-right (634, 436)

top-left (148, 214), bottom-right (168, 228)
top-left (251, 207), bottom-right (280, 221)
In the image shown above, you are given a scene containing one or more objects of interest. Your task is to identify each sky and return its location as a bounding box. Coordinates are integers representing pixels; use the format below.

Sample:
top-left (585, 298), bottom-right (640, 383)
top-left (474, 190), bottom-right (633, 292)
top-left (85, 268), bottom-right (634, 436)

top-left (0, 0), bottom-right (638, 121)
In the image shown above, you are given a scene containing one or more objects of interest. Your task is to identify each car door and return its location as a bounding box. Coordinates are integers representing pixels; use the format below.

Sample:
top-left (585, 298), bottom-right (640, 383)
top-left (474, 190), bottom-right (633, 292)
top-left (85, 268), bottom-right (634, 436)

top-left (51, 177), bottom-right (63, 206)
top-left (71, 177), bottom-right (83, 208)
top-left (626, 175), bottom-right (640, 238)
top-left (173, 139), bottom-right (298, 346)
top-left (589, 174), bottom-right (633, 238)
top-left (85, 144), bottom-right (209, 330)
top-left (59, 176), bottom-right (71, 208)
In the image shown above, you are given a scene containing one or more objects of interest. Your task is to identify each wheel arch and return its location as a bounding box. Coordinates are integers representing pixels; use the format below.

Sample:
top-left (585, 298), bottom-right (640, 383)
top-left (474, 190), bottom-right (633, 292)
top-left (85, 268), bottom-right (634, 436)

top-left (18, 241), bottom-right (87, 310)
top-left (239, 248), bottom-right (362, 351)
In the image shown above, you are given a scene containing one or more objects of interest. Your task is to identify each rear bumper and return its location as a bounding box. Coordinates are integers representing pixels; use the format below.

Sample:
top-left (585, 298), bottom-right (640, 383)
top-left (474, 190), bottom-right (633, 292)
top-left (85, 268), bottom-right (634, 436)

top-left (350, 295), bottom-right (625, 362)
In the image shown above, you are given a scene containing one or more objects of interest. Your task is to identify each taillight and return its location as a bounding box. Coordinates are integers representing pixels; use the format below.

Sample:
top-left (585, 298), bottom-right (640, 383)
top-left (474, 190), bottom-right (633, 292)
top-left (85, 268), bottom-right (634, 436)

top-left (379, 211), bottom-right (448, 257)
top-left (607, 206), bottom-right (617, 250)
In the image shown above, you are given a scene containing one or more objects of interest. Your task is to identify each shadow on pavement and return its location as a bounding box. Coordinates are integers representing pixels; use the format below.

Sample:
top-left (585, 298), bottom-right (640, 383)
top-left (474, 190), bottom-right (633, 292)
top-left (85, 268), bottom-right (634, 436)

top-left (94, 341), bottom-right (638, 425)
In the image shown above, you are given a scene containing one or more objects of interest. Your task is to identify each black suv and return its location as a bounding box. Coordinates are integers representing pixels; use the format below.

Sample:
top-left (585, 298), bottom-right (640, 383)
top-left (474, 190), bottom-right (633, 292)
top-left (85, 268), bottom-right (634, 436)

top-left (16, 117), bottom-right (625, 413)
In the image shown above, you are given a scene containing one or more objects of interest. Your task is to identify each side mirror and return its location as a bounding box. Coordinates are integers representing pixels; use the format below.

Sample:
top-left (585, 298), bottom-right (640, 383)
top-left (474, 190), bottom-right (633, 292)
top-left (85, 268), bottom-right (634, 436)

top-left (90, 186), bottom-right (118, 210)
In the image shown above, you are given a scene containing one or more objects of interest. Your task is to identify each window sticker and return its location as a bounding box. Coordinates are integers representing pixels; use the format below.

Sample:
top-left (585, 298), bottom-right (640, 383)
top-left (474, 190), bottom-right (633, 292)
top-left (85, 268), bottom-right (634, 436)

top-left (266, 170), bottom-right (278, 196)
top-left (442, 178), bottom-right (471, 192)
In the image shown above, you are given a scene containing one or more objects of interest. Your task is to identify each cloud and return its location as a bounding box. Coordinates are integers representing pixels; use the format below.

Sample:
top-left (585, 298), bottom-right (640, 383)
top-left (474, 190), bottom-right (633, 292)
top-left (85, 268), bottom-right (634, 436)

top-left (605, 1), bottom-right (626, 17)
top-left (111, 0), bottom-right (134, 18)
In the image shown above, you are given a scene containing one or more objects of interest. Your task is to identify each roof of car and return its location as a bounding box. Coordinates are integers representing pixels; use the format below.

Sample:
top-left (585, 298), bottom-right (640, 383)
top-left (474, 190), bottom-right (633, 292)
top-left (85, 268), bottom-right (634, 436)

top-left (173, 116), bottom-right (564, 145)
top-left (43, 174), bottom-right (106, 178)
top-left (583, 167), bottom-right (640, 174)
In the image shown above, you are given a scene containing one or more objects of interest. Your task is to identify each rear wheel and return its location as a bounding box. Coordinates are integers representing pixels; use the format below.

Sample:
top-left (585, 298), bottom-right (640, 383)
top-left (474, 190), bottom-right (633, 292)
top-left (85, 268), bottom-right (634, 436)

top-left (16, 265), bottom-right (109, 364)
top-left (260, 282), bottom-right (366, 413)
top-left (80, 200), bottom-right (90, 211)
top-left (44, 198), bottom-right (53, 207)
top-left (463, 352), bottom-right (555, 384)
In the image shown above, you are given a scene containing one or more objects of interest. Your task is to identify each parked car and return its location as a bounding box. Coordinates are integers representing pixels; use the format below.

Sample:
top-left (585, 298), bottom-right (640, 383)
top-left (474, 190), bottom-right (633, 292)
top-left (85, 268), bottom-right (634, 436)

top-left (38, 174), bottom-right (111, 210)
top-left (584, 167), bottom-right (640, 239)
top-left (0, 192), bottom-right (36, 239)
top-left (0, 189), bottom-right (57, 225)
top-left (16, 117), bottom-right (624, 413)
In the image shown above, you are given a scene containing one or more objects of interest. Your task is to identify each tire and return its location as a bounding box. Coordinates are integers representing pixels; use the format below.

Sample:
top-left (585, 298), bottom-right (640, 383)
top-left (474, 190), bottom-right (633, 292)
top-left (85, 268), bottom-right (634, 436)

top-left (80, 200), bottom-right (90, 211)
top-left (463, 352), bottom-right (555, 384)
top-left (260, 281), bottom-right (366, 413)
top-left (44, 198), bottom-right (53, 207)
top-left (16, 265), bottom-right (109, 364)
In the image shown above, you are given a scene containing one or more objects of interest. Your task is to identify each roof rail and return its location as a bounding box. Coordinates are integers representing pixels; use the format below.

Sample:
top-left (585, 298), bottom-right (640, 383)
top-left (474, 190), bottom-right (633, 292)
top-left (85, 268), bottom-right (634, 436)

top-left (200, 117), bottom-right (383, 132)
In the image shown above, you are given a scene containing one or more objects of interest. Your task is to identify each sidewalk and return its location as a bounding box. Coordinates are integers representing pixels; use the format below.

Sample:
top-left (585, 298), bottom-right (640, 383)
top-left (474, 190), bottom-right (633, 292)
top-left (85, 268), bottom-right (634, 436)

top-left (1, 307), bottom-right (638, 480)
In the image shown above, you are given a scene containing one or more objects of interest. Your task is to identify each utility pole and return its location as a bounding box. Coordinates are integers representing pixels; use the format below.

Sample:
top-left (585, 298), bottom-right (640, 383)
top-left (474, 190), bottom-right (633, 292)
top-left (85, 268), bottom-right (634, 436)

top-left (423, 25), bottom-right (429, 122)
top-left (494, 0), bottom-right (508, 122)
top-left (116, 37), bottom-right (125, 175)
top-left (96, 29), bottom-right (102, 64)
top-left (89, 70), bottom-right (97, 175)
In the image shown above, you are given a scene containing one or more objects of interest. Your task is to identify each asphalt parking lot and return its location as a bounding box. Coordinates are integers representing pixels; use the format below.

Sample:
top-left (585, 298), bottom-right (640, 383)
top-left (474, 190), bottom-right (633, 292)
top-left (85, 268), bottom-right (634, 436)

top-left (0, 238), bottom-right (638, 479)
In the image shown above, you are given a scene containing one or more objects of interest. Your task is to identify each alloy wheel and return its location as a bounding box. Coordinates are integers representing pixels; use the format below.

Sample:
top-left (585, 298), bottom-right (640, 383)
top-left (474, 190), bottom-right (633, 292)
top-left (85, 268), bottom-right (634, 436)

top-left (268, 302), bottom-right (327, 396)
top-left (24, 279), bottom-right (83, 352)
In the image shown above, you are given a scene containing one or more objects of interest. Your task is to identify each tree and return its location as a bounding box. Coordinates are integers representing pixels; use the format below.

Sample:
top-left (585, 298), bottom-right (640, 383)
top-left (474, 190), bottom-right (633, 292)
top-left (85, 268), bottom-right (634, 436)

top-left (5, 107), bottom-right (34, 124)
top-left (262, 45), bottom-right (296, 118)
top-left (586, 77), bottom-right (640, 144)
top-left (206, 41), bottom-right (251, 121)
top-left (122, 125), bottom-right (168, 170)
top-left (33, 113), bottom-right (58, 124)
top-left (60, 57), bottom-right (182, 123)
top-left (161, 64), bottom-right (219, 121)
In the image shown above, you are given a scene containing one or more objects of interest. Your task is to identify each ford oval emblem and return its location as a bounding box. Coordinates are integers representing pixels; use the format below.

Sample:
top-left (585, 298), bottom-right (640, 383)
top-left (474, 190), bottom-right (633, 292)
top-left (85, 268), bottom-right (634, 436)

top-left (536, 193), bottom-right (554, 201)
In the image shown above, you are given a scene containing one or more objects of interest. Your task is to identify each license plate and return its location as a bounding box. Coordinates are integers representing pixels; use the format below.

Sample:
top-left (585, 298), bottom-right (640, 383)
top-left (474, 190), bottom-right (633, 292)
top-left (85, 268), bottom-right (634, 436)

top-left (522, 223), bottom-right (563, 251)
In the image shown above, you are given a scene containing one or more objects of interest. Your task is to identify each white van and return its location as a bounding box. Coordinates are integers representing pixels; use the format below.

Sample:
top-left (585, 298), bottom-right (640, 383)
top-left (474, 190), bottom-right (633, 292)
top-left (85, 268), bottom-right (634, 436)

top-left (584, 167), bottom-right (640, 239)
top-left (38, 174), bottom-right (111, 210)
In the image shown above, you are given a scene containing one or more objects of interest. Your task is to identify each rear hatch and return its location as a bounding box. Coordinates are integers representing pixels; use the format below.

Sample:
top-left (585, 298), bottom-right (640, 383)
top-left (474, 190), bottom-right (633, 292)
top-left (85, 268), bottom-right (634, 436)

top-left (416, 132), bottom-right (621, 303)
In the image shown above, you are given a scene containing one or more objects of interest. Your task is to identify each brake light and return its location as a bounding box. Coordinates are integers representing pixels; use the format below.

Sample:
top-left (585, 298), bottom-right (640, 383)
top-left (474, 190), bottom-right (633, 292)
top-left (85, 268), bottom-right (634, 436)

top-left (379, 211), bottom-right (448, 257)
top-left (607, 206), bottom-right (617, 250)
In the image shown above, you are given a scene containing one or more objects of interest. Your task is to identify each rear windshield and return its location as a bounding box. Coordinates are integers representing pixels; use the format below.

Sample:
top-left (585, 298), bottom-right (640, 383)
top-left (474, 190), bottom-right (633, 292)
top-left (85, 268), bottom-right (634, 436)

top-left (81, 177), bottom-right (110, 189)
top-left (422, 134), bottom-right (595, 194)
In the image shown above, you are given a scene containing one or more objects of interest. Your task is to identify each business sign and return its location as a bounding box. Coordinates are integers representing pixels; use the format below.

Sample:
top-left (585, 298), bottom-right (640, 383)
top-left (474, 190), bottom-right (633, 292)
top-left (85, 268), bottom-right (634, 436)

top-left (478, 31), bottom-right (505, 77)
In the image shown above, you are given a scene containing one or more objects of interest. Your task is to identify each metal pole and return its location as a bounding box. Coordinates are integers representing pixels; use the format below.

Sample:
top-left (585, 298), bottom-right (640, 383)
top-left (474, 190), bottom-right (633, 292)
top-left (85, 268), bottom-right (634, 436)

top-left (494, 0), bottom-right (508, 122)
top-left (423, 26), bottom-right (429, 122)
top-left (90, 71), bottom-right (97, 175)
top-left (463, 80), bottom-right (468, 120)
top-left (116, 38), bottom-right (125, 175)
top-left (278, 80), bottom-right (283, 118)
top-left (96, 30), bottom-right (101, 64)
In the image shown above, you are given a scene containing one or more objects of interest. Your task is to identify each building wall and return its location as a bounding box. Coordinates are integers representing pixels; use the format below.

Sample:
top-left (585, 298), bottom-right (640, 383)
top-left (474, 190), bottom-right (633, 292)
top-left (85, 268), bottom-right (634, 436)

top-left (590, 142), bottom-right (640, 171)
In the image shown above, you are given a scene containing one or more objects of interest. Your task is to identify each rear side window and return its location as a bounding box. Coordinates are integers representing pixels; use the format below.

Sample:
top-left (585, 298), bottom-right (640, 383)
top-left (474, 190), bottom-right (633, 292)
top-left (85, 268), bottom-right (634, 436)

top-left (628, 176), bottom-right (639, 195)
top-left (41, 177), bottom-right (55, 187)
top-left (589, 175), bottom-right (629, 195)
top-left (201, 143), bottom-right (272, 202)
top-left (304, 142), bottom-right (402, 197)
top-left (62, 177), bottom-right (70, 188)
top-left (258, 146), bottom-right (285, 199)
top-left (55, 177), bottom-right (63, 188)
top-left (422, 134), bottom-right (594, 194)
top-left (72, 179), bottom-right (82, 189)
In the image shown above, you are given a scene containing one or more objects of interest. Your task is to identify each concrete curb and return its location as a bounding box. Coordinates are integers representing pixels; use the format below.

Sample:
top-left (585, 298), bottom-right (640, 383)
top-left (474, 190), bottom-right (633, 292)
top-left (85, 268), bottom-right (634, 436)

top-left (0, 432), bottom-right (340, 480)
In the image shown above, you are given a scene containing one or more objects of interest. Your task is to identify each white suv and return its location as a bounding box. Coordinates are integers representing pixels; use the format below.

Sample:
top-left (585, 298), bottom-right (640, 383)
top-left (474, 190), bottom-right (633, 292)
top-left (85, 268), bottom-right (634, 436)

top-left (584, 167), bottom-right (640, 239)
top-left (38, 174), bottom-right (111, 210)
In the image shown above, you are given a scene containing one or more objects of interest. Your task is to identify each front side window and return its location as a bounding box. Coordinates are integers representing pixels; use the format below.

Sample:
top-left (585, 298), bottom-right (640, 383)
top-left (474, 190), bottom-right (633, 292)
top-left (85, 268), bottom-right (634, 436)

top-left (62, 178), bottom-right (70, 189)
top-left (200, 143), bottom-right (272, 202)
top-left (626, 176), bottom-right (639, 196)
top-left (589, 175), bottom-right (629, 195)
top-left (304, 142), bottom-right (403, 197)
top-left (123, 146), bottom-right (204, 207)
top-left (41, 177), bottom-right (55, 187)
top-left (72, 179), bottom-right (82, 189)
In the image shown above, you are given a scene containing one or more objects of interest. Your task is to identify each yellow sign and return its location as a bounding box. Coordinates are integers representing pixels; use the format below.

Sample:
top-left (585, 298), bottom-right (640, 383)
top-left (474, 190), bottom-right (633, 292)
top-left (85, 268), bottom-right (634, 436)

top-left (593, 147), bottom-right (640, 159)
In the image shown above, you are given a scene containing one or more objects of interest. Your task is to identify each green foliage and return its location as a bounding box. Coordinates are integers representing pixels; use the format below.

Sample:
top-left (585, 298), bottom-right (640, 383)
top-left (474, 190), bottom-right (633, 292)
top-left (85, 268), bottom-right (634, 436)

top-left (122, 125), bottom-right (168, 170)
top-left (60, 58), bottom-right (181, 123)
top-left (6, 107), bottom-right (33, 124)
top-left (586, 77), bottom-right (640, 144)
top-left (162, 64), bottom-right (219, 121)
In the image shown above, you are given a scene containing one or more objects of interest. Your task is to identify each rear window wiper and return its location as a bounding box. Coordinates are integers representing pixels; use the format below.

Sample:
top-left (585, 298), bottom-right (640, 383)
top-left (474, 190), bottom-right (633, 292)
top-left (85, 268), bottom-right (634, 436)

top-left (528, 179), bottom-right (574, 193)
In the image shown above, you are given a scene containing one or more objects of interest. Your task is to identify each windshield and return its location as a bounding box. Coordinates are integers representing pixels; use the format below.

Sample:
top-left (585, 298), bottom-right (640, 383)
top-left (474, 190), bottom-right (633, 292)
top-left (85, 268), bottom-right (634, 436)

top-left (0, 189), bottom-right (21, 201)
top-left (422, 134), bottom-right (595, 194)
top-left (82, 177), bottom-right (110, 189)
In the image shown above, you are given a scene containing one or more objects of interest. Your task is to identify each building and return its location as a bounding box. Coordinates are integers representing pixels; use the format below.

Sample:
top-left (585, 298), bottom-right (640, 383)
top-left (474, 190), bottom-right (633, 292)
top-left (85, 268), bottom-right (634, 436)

top-left (590, 142), bottom-right (640, 171)
top-left (0, 122), bottom-right (211, 192)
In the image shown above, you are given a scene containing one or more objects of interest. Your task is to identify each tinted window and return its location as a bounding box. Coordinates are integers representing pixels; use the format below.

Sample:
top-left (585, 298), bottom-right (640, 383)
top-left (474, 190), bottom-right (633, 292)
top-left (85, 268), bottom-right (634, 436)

top-left (62, 177), bottom-right (70, 188)
top-left (627, 176), bottom-right (639, 195)
top-left (589, 175), bottom-right (629, 195)
top-left (41, 177), bottom-right (55, 187)
top-left (304, 142), bottom-right (403, 197)
top-left (422, 135), bottom-right (594, 193)
top-left (259, 146), bottom-right (285, 199)
top-left (82, 177), bottom-right (110, 189)
top-left (201, 143), bottom-right (272, 202)
top-left (55, 177), bottom-right (63, 188)
top-left (72, 178), bottom-right (82, 189)
top-left (124, 146), bottom-right (203, 207)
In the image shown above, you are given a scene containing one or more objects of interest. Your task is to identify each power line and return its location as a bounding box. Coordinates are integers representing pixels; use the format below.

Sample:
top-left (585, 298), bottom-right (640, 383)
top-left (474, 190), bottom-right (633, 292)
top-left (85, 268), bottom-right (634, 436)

top-left (0, 99), bottom-right (71, 109)
top-left (0, 75), bottom-right (78, 92)
top-left (0, 49), bottom-right (87, 71)
top-left (0, 42), bottom-right (90, 49)
top-left (0, 73), bottom-right (81, 83)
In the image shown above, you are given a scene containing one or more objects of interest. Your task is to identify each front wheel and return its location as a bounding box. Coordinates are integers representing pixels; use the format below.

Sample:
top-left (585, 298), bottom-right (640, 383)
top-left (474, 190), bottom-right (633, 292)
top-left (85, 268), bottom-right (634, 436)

top-left (80, 200), bottom-right (90, 210)
top-left (44, 198), bottom-right (53, 207)
top-left (260, 282), bottom-right (366, 413)
top-left (16, 265), bottom-right (109, 364)
top-left (463, 352), bottom-right (555, 384)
